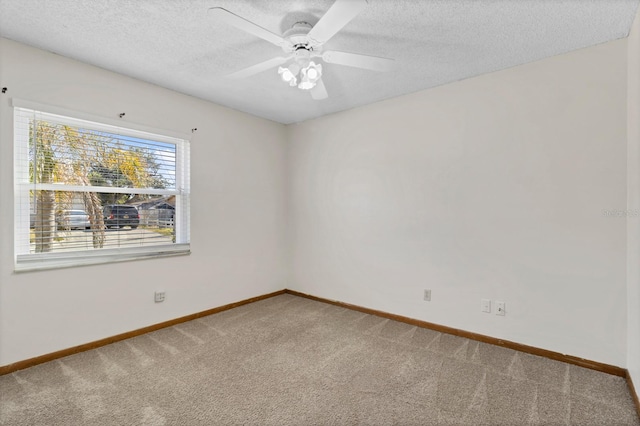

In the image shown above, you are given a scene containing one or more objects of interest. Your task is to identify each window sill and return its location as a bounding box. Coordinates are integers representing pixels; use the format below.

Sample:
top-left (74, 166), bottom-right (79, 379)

top-left (15, 244), bottom-right (191, 272)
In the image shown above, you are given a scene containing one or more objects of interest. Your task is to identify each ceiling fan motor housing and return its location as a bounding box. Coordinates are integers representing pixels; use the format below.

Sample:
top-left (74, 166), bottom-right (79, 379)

top-left (283, 22), bottom-right (322, 54)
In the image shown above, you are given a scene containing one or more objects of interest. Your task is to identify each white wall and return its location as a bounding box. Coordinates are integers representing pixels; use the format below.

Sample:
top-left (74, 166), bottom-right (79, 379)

top-left (628, 6), bottom-right (640, 387)
top-left (0, 38), bottom-right (288, 366)
top-left (287, 39), bottom-right (629, 366)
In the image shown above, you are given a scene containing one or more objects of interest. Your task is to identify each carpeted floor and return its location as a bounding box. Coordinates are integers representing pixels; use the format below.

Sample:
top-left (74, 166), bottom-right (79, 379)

top-left (1, 294), bottom-right (639, 425)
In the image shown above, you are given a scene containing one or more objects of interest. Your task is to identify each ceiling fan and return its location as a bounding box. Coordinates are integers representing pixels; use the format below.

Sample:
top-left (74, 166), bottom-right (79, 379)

top-left (209, 0), bottom-right (395, 100)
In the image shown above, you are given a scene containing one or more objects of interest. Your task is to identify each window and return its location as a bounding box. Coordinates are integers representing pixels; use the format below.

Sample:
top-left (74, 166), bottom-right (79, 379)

top-left (14, 101), bottom-right (190, 271)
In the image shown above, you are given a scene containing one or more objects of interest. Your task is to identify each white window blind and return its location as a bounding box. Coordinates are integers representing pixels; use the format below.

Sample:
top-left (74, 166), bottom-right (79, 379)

top-left (14, 103), bottom-right (191, 271)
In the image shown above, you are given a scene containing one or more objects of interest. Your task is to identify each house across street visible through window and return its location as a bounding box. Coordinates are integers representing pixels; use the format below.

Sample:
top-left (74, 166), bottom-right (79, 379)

top-left (14, 102), bottom-right (191, 271)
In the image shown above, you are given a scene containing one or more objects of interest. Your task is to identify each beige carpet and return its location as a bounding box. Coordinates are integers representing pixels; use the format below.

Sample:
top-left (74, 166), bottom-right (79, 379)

top-left (1, 294), bottom-right (639, 425)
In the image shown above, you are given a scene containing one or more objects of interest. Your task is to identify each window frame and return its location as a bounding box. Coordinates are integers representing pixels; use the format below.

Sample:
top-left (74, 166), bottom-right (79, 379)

top-left (13, 99), bottom-right (191, 272)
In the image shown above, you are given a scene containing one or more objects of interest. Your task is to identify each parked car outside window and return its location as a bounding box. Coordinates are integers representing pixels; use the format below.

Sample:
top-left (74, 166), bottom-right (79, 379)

top-left (103, 205), bottom-right (140, 229)
top-left (56, 210), bottom-right (91, 230)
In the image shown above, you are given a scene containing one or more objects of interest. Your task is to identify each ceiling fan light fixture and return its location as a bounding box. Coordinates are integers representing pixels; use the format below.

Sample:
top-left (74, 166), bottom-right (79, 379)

top-left (278, 65), bottom-right (297, 86)
top-left (278, 62), bottom-right (301, 86)
top-left (298, 61), bottom-right (322, 90)
top-left (298, 80), bottom-right (315, 90)
top-left (307, 67), bottom-right (319, 80)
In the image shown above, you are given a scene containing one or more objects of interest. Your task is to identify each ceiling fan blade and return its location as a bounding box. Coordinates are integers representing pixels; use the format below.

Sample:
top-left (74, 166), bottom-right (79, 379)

top-left (322, 50), bottom-right (395, 72)
top-left (310, 79), bottom-right (329, 100)
top-left (208, 7), bottom-right (286, 47)
top-left (307, 0), bottom-right (368, 44)
top-left (226, 56), bottom-right (291, 79)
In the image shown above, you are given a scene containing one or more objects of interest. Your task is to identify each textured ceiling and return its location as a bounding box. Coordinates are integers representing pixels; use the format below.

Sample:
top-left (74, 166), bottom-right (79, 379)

top-left (0, 0), bottom-right (638, 124)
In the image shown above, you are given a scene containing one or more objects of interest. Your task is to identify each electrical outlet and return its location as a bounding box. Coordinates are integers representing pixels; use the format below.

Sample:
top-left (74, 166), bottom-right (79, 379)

top-left (481, 299), bottom-right (491, 313)
top-left (496, 301), bottom-right (505, 316)
top-left (423, 289), bottom-right (431, 301)
top-left (154, 291), bottom-right (166, 303)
